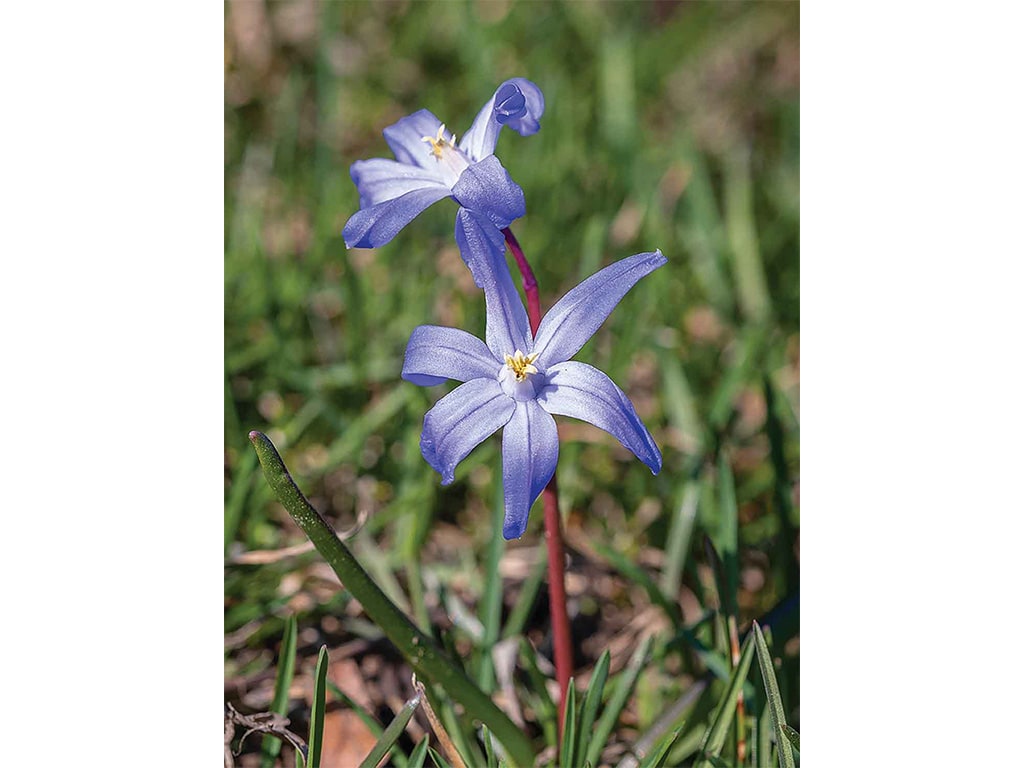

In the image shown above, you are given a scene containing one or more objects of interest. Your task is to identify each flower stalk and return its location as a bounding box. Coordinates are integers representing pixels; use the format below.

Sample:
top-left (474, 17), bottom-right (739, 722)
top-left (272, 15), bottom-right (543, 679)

top-left (502, 227), bottom-right (573, 735)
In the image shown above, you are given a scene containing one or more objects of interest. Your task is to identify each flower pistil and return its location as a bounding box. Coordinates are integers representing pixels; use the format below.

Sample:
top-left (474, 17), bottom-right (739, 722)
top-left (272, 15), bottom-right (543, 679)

top-left (504, 350), bottom-right (539, 382)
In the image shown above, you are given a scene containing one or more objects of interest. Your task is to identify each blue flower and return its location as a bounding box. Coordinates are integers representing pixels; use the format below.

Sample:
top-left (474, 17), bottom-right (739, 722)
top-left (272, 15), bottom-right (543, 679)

top-left (343, 78), bottom-right (545, 249)
top-left (402, 209), bottom-right (665, 540)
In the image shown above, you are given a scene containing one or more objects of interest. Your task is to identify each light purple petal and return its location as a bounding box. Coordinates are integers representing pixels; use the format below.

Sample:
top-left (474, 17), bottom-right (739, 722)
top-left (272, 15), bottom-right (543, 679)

top-left (420, 378), bottom-right (514, 485)
top-left (402, 325), bottom-right (501, 386)
top-left (350, 158), bottom-right (447, 208)
top-left (501, 400), bottom-right (558, 540)
top-left (460, 78), bottom-right (546, 162)
top-left (382, 109), bottom-right (446, 169)
top-left (533, 250), bottom-right (667, 364)
top-left (454, 208), bottom-right (532, 359)
top-left (451, 155), bottom-right (526, 229)
top-left (342, 185), bottom-right (452, 248)
top-left (538, 361), bottom-right (662, 474)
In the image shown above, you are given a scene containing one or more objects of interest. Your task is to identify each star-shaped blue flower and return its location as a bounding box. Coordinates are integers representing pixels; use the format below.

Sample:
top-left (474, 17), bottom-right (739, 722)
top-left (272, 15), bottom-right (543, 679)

top-left (402, 209), bottom-right (665, 539)
top-left (343, 79), bottom-right (544, 249)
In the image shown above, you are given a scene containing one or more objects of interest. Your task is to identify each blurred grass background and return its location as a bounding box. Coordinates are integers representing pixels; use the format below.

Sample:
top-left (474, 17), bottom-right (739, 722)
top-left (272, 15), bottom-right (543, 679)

top-left (225, 1), bottom-right (798, 764)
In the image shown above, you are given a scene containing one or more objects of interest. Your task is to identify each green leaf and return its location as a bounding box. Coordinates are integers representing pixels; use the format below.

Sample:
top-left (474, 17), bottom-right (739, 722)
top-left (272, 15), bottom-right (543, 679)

top-left (716, 452), bottom-right (739, 620)
top-left (248, 431), bottom-right (535, 768)
top-left (358, 691), bottom-right (422, 768)
top-left (694, 632), bottom-right (755, 767)
top-left (261, 615), bottom-right (299, 768)
top-left (307, 645), bottom-right (328, 768)
top-left (408, 737), bottom-right (431, 768)
top-left (426, 744), bottom-right (452, 768)
top-left (638, 726), bottom-right (685, 768)
top-left (482, 726), bottom-right (497, 768)
top-left (575, 650), bottom-right (610, 761)
top-left (781, 724), bottom-right (800, 753)
top-left (518, 637), bottom-right (558, 747)
top-left (560, 679), bottom-right (577, 768)
top-left (752, 622), bottom-right (795, 768)
top-left (476, 481), bottom-right (506, 692)
top-left (584, 635), bottom-right (654, 768)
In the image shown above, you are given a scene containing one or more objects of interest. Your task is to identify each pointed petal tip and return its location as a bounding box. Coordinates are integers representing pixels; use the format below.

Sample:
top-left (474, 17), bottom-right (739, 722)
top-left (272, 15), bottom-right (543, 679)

top-left (647, 249), bottom-right (668, 268)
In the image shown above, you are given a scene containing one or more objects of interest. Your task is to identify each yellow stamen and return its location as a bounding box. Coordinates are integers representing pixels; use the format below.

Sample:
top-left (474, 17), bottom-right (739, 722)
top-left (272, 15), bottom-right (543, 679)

top-left (504, 350), bottom-right (539, 382)
top-left (421, 124), bottom-right (456, 159)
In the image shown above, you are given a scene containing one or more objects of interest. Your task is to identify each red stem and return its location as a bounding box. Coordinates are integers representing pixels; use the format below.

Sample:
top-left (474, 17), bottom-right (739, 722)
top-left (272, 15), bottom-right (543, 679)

top-left (502, 228), bottom-right (542, 337)
top-left (502, 227), bottom-right (574, 738)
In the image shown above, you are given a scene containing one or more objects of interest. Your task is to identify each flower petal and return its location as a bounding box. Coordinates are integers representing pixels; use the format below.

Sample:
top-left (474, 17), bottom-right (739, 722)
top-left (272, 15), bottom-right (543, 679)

top-left (402, 325), bottom-right (500, 387)
top-left (451, 155), bottom-right (526, 229)
top-left (538, 361), bottom-right (662, 474)
top-left (350, 158), bottom-right (447, 208)
top-left (460, 78), bottom-right (546, 162)
top-left (533, 250), bottom-right (667, 364)
top-left (420, 378), bottom-right (514, 485)
top-left (382, 109), bottom-right (446, 169)
top-left (501, 399), bottom-right (558, 540)
top-left (455, 208), bottom-right (532, 359)
top-left (342, 184), bottom-right (452, 249)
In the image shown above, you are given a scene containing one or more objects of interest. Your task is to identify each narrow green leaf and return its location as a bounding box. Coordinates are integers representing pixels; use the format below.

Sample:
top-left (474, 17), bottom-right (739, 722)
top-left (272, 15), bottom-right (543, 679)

top-left (358, 691), bottom-right (422, 768)
top-left (659, 475), bottom-right (701, 602)
top-left (716, 452), bottom-right (739, 621)
top-left (560, 679), bottom-right (577, 768)
top-left (752, 622), bottom-right (795, 768)
top-left (426, 744), bottom-right (453, 768)
top-left (261, 615), bottom-right (299, 768)
top-left (638, 726), bottom-right (685, 768)
top-left (781, 724), bottom-right (800, 753)
top-left (725, 144), bottom-right (772, 324)
top-left (482, 726), bottom-right (497, 768)
top-left (519, 637), bottom-right (558, 747)
top-left (755, 710), bottom-right (773, 768)
top-left (694, 632), bottom-right (755, 766)
top-left (307, 645), bottom-right (329, 768)
top-left (249, 432), bottom-right (534, 768)
top-left (408, 737), bottom-right (431, 768)
top-left (476, 481), bottom-right (506, 692)
top-left (584, 635), bottom-right (654, 768)
top-left (576, 650), bottom-right (611, 761)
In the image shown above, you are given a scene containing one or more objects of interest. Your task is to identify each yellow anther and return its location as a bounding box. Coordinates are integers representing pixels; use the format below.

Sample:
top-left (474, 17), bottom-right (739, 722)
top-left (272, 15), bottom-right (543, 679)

top-left (422, 124), bottom-right (456, 159)
top-left (504, 350), bottom-right (539, 382)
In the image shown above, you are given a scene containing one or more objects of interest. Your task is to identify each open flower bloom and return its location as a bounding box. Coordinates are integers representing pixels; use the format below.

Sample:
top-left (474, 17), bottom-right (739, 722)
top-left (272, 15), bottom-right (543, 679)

top-left (402, 209), bottom-right (665, 539)
top-left (343, 78), bottom-right (545, 249)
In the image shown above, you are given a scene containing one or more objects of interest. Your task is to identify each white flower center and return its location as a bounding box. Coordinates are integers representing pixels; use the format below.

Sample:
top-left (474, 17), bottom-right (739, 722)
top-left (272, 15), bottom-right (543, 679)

top-left (498, 350), bottom-right (541, 402)
top-left (503, 349), bottom-right (539, 382)
top-left (421, 124), bottom-right (471, 187)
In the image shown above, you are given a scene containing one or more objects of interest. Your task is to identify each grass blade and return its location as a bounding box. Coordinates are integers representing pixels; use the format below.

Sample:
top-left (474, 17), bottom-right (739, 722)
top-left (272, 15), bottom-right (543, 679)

top-left (249, 431), bottom-right (534, 768)
top-left (261, 615), bottom-right (299, 768)
top-left (408, 737), bottom-right (431, 768)
top-left (637, 726), bottom-right (685, 768)
top-left (584, 635), bottom-right (654, 768)
top-left (560, 679), bottom-right (577, 768)
top-left (694, 632), bottom-right (755, 767)
top-left (476, 481), bottom-right (506, 692)
top-left (781, 724), bottom-right (800, 753)
top-left (752, 622), bottom-right (795, 768)
top-left (307, 645), bottom-right (328, 768)
top-left (576, 650), bottom-right (611, 761)
top-left (358, 691), bottom-right (422, 768)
